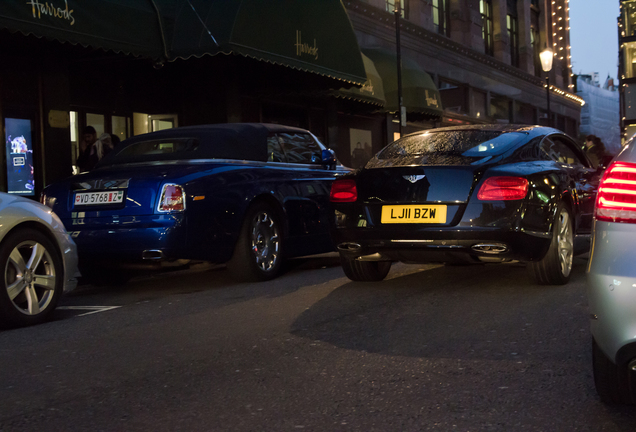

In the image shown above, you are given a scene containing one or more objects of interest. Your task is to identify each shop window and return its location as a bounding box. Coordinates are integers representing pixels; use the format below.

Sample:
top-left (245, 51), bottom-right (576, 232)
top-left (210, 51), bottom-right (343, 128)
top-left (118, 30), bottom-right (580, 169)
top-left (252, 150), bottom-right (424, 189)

top-left (490, 94), bottom-right (510, 122)
top-left (507, 14), bottom-right (519, 67)
top-left (623, 1), bottom-right (636, 38)
top-left (439, 80), bottom-right (467, 115)
top-left (515, 103), bottom-right (535, 125)
top-left (150, 115), bottom-right (178, 132)
top-left (386, 0), bottom-right (407, 18)
top-left (86, 113), bottom-right (105, 137)
top-left (480, 0), bottom-right (493, 56)
top-left (471, 90), bottom-right (487, 119)
top-left (624, 42), bottom-right (636, 79)
top-left (112, 116), bottom-right (129, 142)
top-left (432, 0), bottom-right (450, 37)
top-left (625, 83), bottom-right (636, 120)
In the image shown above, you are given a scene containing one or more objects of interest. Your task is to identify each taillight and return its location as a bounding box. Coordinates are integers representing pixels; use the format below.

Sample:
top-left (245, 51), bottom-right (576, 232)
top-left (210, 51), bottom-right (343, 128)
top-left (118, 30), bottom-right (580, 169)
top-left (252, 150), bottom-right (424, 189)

top-left (477, 176), bottom-right (528, 201)
top-left (595, 161), bottom-right (636, 223)
top-left (158, 184), bottom-right (186, 212)
top-left (330, 179), bottom-right (357, 202)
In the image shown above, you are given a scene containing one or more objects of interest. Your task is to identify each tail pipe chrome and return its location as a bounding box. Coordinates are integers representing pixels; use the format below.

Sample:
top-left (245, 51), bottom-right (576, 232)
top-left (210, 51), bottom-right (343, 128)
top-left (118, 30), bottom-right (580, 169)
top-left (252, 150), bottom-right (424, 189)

top-left (142, 249), bottom-right (164, 260)
top-left (337, 242), bottom-right (362, 252)
top-left (471, 243), bottom-right (508, 254)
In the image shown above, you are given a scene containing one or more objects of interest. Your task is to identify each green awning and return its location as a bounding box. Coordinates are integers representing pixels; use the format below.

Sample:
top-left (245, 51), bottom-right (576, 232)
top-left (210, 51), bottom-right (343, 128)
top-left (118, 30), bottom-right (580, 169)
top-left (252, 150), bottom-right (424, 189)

top-left (361, 47), bottom-right (443, 118)
top-left (334, 54), bottom-right (385, 106)
top-left (0, 0), bottom-right (166, 59)
top-left (0, 1), bottom-right (366, 84)
top-left (164, 0), bottom-right (367, 84)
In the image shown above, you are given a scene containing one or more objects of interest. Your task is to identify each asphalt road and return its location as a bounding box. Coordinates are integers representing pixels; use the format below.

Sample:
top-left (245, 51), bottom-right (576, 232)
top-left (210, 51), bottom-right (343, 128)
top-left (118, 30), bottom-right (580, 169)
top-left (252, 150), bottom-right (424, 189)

top-left (1, 254), bottom-right (636, 431)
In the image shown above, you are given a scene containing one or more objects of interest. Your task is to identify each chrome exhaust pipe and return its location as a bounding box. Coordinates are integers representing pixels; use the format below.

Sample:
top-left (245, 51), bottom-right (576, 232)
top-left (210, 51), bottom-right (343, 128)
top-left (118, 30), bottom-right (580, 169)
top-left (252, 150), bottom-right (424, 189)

top-left (337, 242), bottom-right (361, 252)
top-left (142, 249), bottom-right (164, 260)
top-left (471, 243), bottom-right (508, 254)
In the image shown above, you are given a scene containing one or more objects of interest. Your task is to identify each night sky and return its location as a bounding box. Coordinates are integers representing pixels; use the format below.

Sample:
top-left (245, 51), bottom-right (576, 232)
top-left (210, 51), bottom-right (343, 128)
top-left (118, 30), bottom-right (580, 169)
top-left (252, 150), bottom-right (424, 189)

top-left (569, 0), bottom-right (620, 82)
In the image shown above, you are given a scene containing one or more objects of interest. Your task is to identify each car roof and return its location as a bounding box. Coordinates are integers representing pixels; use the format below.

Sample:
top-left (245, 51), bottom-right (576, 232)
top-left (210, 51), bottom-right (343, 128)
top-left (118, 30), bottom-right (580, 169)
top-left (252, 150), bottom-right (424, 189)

top-left (402, 124), bottom-right (564, 139)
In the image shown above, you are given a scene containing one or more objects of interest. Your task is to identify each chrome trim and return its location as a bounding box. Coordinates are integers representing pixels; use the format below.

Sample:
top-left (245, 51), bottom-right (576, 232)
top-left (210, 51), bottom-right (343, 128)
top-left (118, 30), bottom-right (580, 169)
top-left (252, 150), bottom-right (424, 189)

top-left (390, 239), bottom-right (434, 243)
top-left (337, 242), bottom-right (361, 251)
top-left (356, 253), bottom-right (389, 262)
top-left (156, 183), bottom-right (186, 213)
top-left (142, 250), bottom-right (164, 260)
top-left (471, 243), bottom-right (508, 254)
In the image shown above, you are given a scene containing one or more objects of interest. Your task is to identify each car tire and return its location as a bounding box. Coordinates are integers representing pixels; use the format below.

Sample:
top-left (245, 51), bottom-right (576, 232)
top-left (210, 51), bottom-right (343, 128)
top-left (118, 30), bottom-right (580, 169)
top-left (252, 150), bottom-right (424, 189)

top-left (340, 254), bottom-right (391, 282)
top-left (0, 228), bottom-right (63, 327)
top-left (527, 203), bottom-right (573, 285)
top-left (228, 203), bottom-right (283, 282)
top-left (592, 338), bottom-right (634, 404)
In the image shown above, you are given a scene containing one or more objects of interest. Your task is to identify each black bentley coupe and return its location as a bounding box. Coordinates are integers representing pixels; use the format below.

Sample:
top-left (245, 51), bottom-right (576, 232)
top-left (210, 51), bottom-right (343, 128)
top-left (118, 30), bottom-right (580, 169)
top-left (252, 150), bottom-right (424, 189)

top-left (330, 125), bottom-right (601, 285)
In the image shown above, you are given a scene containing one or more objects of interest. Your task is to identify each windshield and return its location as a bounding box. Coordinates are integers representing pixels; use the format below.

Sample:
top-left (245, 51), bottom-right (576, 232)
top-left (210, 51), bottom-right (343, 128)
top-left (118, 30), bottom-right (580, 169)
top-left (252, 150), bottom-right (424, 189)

top-left (366, 130), bottom-right (526, 168)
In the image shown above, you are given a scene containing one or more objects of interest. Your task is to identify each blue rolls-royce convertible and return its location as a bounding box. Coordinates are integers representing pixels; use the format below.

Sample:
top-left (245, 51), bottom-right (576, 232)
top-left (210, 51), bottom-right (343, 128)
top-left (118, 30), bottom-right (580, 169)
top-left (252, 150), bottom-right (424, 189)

top-left (41, 123), bottom-right (348, 282)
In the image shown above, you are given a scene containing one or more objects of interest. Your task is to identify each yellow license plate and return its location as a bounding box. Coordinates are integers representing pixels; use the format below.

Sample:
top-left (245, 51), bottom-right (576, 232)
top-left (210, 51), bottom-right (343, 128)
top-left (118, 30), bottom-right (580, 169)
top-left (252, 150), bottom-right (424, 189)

top-left (381, 205), bottom-right (447, 224)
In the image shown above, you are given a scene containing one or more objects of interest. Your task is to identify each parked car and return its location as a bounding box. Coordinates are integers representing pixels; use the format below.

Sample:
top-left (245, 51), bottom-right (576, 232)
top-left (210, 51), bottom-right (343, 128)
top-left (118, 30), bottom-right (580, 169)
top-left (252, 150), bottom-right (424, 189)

top-left (0, 192), bottom-right (78, 327)
top-left (330, 125), bottom-right (600, 284)
top-left (587, 138), bottom-right (636, 404)
top-left (41, 123), bottom-right (348, 282)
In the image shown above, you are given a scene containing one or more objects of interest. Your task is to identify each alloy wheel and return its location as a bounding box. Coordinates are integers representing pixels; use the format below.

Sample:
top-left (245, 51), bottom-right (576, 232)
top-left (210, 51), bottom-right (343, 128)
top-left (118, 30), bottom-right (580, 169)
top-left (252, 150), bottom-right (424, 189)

top-left (250, 211), bottom-right (280, 272)
top-left (5, 240), bottom-right (57, 316)
top-left (557, 209), bottom-right (573, 278)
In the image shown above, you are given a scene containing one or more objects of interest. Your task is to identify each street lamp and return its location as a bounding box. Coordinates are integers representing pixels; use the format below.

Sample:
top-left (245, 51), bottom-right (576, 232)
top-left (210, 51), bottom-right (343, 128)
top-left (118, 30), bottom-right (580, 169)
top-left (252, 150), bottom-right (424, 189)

top-left (394, 0), bottom-right (404, 136)
top-left (540, 44), bottom-right (554, 127)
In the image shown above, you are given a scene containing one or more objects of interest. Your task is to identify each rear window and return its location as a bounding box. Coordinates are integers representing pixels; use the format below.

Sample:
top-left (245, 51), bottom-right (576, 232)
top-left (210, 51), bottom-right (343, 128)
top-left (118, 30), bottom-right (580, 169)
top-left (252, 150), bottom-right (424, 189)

top-left (116, 139), bottom-right (198, 158)
top-left (368, 130), bottom-right (526, 167)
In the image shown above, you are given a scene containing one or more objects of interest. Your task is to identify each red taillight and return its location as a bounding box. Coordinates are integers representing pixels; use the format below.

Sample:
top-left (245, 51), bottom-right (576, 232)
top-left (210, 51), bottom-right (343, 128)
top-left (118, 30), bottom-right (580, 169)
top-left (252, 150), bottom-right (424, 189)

top-left (330, 179), bottom-right (357, 202)
top-left (595, 161), bottom-right (636, 223)
top-left (477, 176), bottom-right (529, 201)
top-left (158, 184), bottom-right (186, 212)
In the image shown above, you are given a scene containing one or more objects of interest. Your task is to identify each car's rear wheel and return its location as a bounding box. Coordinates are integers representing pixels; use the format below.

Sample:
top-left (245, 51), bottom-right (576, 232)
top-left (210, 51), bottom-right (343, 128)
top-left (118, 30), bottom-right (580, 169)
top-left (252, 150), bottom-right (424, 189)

top-left (592, 338), bottom-right (634, 404)
top-left (0, 228), bottom-right (63, 327)
top-left (527, 204), bottom-right (573, 285)
top-left (340, 254), bottom-right (391, 282)
top-left (228, 203), bottom-right (283, 282)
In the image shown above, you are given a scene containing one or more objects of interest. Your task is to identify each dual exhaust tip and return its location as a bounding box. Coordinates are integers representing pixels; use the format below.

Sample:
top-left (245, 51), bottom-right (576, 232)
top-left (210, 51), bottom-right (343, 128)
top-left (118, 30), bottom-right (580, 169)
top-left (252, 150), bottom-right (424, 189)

top-left (338, 242), bottom-right (508, 255)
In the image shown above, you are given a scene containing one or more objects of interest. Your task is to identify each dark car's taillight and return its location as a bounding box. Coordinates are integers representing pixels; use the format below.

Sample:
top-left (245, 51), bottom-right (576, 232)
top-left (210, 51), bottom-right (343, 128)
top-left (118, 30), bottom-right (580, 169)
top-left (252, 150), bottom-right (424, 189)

top-left (595, 161), bottom-right (636, 223)
top-left (330, 179), bottom-right (357, 202)
top-left (477, 176), bottom-right (528, 201)
top-left (158, 184), bottom-right (186, 212)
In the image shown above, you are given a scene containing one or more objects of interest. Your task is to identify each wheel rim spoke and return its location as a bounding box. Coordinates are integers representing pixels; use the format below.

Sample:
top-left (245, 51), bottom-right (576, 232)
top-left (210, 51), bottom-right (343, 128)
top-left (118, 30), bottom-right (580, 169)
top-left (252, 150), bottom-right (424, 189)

top-left (34, 274), bottom-right (56, 290)
top-left (7, 278), bottom-right (26, 301)
top-left (26, 243), bottom-right (45, 271)
top-left (25, 285), bottom-right (41, 315)
top-left (9, 247), bottom-right (27, 273)
top-left (557, 210), bottom-right (573, 277)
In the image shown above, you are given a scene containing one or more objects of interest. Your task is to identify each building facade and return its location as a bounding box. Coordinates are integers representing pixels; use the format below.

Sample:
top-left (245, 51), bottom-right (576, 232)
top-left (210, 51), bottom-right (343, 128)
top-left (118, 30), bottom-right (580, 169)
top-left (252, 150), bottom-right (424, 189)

top-left (576, 75), bottom-right (621, 154)
top-left (620, 0), bottom-right (636, 142)
top-left (0, 0), bottom-right (583, 198)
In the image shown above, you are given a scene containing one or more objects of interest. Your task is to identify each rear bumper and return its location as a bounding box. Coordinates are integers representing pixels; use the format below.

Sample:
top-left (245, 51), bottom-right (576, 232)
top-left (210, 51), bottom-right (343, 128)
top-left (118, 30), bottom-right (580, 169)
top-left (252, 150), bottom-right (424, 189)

top-left (63, 214), bottom-right (186, 262)
top-left (333, 227), bottom-right (552, 262)
top-left (587, 221), bottom-right (636, 364)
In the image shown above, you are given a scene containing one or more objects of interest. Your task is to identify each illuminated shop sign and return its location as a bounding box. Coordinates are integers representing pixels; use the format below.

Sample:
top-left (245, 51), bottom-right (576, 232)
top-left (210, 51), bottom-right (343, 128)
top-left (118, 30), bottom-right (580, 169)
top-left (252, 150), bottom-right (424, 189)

top-left (27, 0), bottom-right (75, 26)
top-left (5, 118), bottom-right (35, 196)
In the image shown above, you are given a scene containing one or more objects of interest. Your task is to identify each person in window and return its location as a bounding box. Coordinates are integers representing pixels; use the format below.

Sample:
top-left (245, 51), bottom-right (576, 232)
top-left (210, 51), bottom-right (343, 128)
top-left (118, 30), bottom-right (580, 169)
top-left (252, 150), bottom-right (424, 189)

top-left (77, 130), bottom-right (114, 172)
top-left (76, 126), bottom-right (97, 173)
top-left (583, 135), bottom-right (607, 169)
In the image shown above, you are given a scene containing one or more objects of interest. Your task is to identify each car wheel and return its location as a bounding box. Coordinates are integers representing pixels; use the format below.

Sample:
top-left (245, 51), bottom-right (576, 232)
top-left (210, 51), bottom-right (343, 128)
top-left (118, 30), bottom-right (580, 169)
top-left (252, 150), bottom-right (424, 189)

top-left (592, 338), bottom-right (634, 404)
top-left (228, 203), bottom-right (283, 282)
top-left (340, 254), bottom-right (391, 282)
top-left (0, 228), bottom-right (63, 327)
top-left (527, 203), bottom-right (573, 285)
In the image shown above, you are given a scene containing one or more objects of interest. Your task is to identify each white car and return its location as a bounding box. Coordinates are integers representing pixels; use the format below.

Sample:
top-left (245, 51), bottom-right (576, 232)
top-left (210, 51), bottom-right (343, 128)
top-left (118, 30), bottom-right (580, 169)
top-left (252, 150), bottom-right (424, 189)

top-left (0, 192), bottom-right (78, 327)
top-left (587, 139), bottom-right (636, 404)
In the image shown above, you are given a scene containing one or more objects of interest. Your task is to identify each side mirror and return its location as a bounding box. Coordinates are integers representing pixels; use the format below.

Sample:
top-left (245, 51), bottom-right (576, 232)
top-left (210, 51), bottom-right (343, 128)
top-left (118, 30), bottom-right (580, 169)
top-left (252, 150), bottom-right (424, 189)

top-left (322, 149), bottom-right (337, 170)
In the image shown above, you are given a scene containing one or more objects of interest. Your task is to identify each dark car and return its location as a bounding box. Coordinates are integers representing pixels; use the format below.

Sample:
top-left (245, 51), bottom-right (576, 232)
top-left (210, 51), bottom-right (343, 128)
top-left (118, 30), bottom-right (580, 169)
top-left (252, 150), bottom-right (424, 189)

top-left (41, 123), bottom-right (348, 282)
top-left (330, 125), bottom-right (601, 284)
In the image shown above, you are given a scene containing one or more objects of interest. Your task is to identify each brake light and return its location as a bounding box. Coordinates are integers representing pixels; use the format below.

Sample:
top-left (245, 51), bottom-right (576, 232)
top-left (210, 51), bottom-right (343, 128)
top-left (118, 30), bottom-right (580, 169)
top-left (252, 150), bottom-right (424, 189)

top-left (158, 184), bottom-right (186, 212)
top-left (595, 162), bottom-right (636, 223)
top-left (330, 179), bottom-right (357, 202)
top-left (477, 176), bottom-right (528, 201)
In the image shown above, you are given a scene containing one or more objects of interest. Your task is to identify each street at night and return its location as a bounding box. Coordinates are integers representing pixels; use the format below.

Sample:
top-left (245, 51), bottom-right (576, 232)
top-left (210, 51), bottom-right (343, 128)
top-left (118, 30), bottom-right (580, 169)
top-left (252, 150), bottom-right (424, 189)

top-left (1, 255), bottom-right (635, 431)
